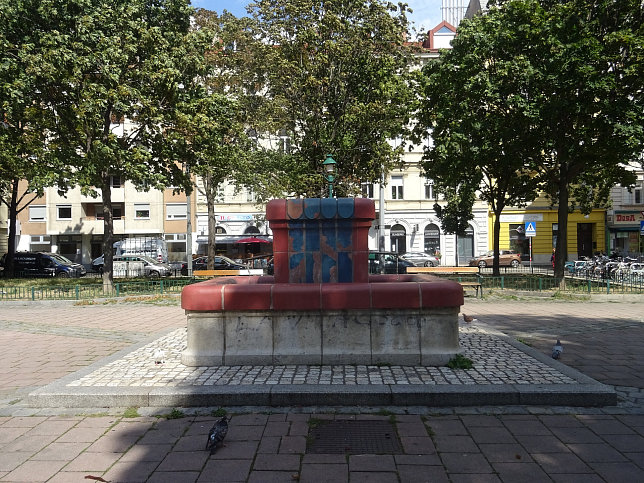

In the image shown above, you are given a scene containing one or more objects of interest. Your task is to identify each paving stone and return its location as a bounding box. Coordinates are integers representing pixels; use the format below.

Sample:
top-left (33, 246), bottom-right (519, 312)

top-left (148, 470), bottom-right (200, 483)
top-left (102, 460), bottom-right (159, 482)
top-left (441, 453), bottom-right (494, 474)
top-left (299, 463), bottom-right (348, 483)
top-left (434, 435), bottom-right (480, 453)
top-left (253, 453), bottom-right (301, 471)
top-left (30, 441), bottom-right (89, 461)
top-left (492, 462), bottom-right (552, 482)
top-left (2, 459), bottom-right (67, 482)
top-left (348, 471), bottom-right (399, 483)
top-left (119, 443), bottom-right (173, 462)
top-left (398, 464), bottom-right (449, 483)
top-left (567, 443), bottom-right (629, 462)
top-left (349, 454), bottom-right (396, 472)
top-left (279, 435), bottom-right (306, 454)
top-left (532, 452), bottom-right (594, 473)
top-left (399, 436), bottom-right (437, 454)
top-left (65, 451), bottom-right (123, 472)
top-left (198, 459), bottom-right (252, 482)
top-left (247, 470), bottom-right (301, 482)
top-left (156, 451), bottom-right (209, 472)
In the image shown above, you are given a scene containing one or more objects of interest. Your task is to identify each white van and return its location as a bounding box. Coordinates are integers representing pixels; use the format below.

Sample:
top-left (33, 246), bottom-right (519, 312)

top-left (117, 237), bottom-right (168, 263)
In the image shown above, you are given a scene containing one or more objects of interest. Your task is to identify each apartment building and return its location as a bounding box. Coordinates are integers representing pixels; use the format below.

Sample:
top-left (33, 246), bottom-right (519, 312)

top-left (607, 163), bottom-right (644, 257)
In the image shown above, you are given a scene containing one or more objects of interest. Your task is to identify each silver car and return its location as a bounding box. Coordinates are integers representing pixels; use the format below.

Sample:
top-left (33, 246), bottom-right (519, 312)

top-left (113, 255), bottom-right (172, 278)
top-left (399, 251), bottom-right (440, 267)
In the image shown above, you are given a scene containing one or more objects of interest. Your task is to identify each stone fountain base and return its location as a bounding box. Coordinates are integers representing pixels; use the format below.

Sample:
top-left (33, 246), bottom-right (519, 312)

top-left (181, 274), bottom-right (463, 367)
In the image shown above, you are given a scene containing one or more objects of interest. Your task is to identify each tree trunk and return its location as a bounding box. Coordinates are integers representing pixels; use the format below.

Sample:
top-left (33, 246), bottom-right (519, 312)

top-left (555, 171), bottom-right (569, 283)
top-left (492, 208), bottom-right (502, 277)
top-left (206, 173), bottom-right (217, 270)
top-left (101, 178), bottom-right (114, 293)
top-left (5, 178), bottom-right (19, 277)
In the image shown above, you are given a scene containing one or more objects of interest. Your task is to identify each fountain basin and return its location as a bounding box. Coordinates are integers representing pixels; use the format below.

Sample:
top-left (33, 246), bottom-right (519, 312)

top-left (181, 274), bottom-right (464, 366)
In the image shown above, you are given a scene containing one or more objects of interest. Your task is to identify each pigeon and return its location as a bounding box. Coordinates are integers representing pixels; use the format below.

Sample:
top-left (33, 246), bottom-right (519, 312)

top-left (153, 348), bottom-right (166, 365)
top-left (552, 340), bottom-right (563, 359)
top-left (205, 416), bottom-right (229, 453)
top-left (462, 313), bottom-right (476, 323)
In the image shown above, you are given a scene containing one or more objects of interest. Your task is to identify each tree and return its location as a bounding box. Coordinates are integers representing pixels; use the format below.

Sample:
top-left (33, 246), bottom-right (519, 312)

top-left (186, 10), bottom-right (267, 269)
top-left (417, 0), bottom-right (643, 277)
top-left (0, 0), bottom-right (65, 276)
top-left (415, 0), bottom-right (543, 275)
top-left (38, 0), bottom-right (205, 290)
top-left (249, 0), bottom-right (417, 195)
top-left (523, 0), bottom-right (643, 277)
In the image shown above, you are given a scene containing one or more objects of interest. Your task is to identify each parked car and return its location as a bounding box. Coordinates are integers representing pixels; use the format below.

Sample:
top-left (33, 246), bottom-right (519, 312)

top-left (92, 255), bottom-right (171, 277)
top-left (116, 237), bottom-right (168, 263)
top-left (113, 255), bottom-right (171, 278)
top-left (181, 255), bottom-right (247, 275)
top-left (469, 250), bottom-right (521, 268)
top-left (2, 252), bottom-right (86, 278)
top-left (399, 251), bottom-right (440, 267)
top-left (368, 251), bottom-right (415, 274)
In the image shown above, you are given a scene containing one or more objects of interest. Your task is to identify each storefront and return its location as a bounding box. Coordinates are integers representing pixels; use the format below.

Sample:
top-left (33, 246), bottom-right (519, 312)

top-left (608, 211), bottom-right (644, 257)
top-left (491, 209), bottom-right (606, 265)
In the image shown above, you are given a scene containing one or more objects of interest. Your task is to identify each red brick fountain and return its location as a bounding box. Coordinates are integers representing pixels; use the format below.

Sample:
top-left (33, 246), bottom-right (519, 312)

top-left (181, 198), bottom-right (463, 366)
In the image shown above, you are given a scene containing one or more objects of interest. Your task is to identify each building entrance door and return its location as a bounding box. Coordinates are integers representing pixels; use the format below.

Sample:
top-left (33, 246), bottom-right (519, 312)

top-left (577, 223), bottom-right (593, 258)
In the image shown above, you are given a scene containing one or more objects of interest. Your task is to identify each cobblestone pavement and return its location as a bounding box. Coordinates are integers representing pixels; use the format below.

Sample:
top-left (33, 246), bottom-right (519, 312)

top-left (66, 326), bottom-right (576, 388)
top-left (0, 295), bottom-right (643, 482)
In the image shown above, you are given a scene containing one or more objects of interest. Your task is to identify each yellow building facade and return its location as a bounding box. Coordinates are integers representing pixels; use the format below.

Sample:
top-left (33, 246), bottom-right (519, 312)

top-left (489, 207), bottom-right (606, 265)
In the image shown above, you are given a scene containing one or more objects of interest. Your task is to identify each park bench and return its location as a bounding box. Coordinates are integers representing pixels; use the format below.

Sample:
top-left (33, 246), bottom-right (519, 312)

top-left (406, 266), bottom-right (483, 298)
top-left (193, 269), bottom-right (246, 278)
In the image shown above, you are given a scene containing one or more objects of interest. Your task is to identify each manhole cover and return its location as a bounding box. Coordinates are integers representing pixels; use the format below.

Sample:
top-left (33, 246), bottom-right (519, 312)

top-left (307, 419), bottom-right (403, 454)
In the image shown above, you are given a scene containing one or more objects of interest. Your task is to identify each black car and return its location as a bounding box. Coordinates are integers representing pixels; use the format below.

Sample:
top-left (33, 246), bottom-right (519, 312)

top-left (181, 256), bottom-right (247, 275)
top-left (1, 252), bottom-right (86, 278)
top-left (368, 251), bottom-right (415, 274)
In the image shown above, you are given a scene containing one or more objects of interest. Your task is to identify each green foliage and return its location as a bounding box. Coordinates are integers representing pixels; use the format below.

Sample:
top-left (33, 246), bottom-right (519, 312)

top-left (418, 0), bottom-right (644, 278)
top-left (446, 354), bottom-right (474, 370)
top-left (250, 0), bottom-right (417, 196)
top-left (165, 408), bottom-right (185, 420)
top-left (211, 407), bottom-right (227, 417)
top-left (123, 407), bottom-right (141, 418)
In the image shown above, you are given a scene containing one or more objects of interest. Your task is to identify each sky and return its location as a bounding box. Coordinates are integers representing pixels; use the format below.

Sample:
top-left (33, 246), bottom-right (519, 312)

top-left (190, 0), bottom-right (444, 35)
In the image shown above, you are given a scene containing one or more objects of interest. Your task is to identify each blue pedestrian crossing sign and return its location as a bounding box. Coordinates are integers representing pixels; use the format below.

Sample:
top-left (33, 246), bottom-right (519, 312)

top-left (525, 221), bottom-right (536, 237)
top-left (640, 220), bottom-right (644, 236)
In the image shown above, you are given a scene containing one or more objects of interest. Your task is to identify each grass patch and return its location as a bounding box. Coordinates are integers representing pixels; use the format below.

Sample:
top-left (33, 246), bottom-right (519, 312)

top-left (447, 354), bottom-right (473, 370)
top-left (516, 338), bottom-right (532, 347)
top-left (123, 407), bottom-right (140, 418)
top-left (164, 408), bottom-right (185, 420)
top-left (211, 408), bottom-right (227, 418)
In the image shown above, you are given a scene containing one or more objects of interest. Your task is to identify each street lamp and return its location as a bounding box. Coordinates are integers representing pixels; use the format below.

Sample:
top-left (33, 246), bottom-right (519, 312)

top-left (322, 154), bottom-right (336, 198)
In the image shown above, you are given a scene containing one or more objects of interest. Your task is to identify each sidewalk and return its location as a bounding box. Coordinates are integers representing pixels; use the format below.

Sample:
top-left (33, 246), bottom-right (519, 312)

top-left (0, 295), bottom-right (643, 482)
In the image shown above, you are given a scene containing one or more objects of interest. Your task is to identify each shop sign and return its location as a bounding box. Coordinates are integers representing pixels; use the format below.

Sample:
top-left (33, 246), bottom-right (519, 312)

top-left (500, 213), bottom-right (543, 223)
top-left (216, 214), bottom-right (254, 222)
top-left (614, 212), bottom-right (644, 225)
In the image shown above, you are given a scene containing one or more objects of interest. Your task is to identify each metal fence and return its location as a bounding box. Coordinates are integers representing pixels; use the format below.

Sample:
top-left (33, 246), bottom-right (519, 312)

top-left (0, 278), bottom-right (196, 301)
top-left (445, 273), bottom-right (644, 295)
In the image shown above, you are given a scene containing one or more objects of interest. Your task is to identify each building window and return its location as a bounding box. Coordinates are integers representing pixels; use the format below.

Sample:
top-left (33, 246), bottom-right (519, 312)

top-left (424, 223), bottom-right (440, 254)
top-left (30, 235), bottom-right (51, 252)
top-left (29, 205), bottom-right (46, 222)
top-left (391, 176), bottom-right (403, 200)
top-left (134, 203), bottom-right (150, 219)
top-left (635, 187), bottom-right (642, 204)
top-left (166, 203), bottom-right (187, 220)
top-left (94, 204), bottom-right (123, 220)
top-left (361, 183), bottom-right (374, 198)
top-left (57, 204), bottom-right (72, 220)
top-left (509, 223), bottom-right (529, 257)
top-left (164, 233), bottom-right (187, 254)
top-left (424, 180), bottom-right (435, 200)
top-left (110, 176), bottom-right (123, 188)
top-left (552, 223), bottom-right (558, 248)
